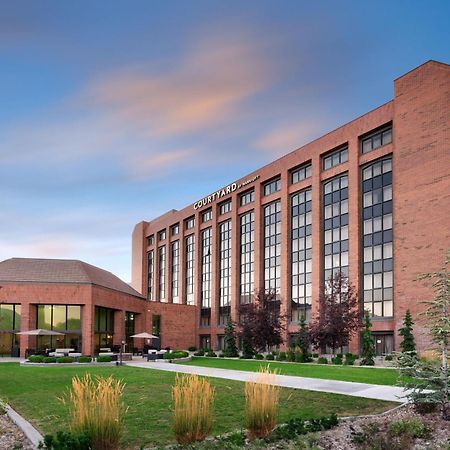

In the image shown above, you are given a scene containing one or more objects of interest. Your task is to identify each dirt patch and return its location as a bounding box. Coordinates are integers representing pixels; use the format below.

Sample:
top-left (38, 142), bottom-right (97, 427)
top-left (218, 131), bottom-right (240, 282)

top-left (0, 412), bottom-right (34, 450)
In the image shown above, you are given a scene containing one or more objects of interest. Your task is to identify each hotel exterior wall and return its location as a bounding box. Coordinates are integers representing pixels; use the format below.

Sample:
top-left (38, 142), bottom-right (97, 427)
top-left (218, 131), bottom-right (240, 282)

top-left (132, 61), bottom-right (450, 353)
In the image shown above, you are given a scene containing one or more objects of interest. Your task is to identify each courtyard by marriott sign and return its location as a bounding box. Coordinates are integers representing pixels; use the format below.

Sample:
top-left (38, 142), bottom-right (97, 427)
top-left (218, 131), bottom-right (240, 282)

top-left (193, 175), bottom-right (260, 210)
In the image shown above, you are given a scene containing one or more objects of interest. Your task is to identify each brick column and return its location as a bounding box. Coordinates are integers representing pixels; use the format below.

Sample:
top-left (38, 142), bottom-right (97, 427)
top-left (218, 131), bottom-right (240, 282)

top-left (19, 302), bottom-right (35, 357)
top-left (82, 303), bottom-right (95, 356)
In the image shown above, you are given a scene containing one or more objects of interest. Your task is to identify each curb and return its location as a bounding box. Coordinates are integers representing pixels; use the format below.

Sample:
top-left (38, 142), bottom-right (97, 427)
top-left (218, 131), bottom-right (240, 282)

top-left (5, 404), bottom-right (43, 449)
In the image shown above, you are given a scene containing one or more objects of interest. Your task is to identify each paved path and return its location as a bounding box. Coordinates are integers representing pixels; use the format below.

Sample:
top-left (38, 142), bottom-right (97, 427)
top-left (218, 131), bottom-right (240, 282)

top-left (127, 361), bottom-right (408, 403)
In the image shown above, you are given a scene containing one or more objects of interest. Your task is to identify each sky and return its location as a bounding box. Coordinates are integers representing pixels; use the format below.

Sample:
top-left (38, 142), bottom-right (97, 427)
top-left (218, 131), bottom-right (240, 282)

top-left (1, 1), bottom-right (449, 282)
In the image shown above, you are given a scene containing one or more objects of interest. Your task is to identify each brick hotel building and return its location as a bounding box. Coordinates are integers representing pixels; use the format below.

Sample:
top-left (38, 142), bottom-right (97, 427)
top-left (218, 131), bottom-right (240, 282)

top-left (132, 60), bottom-right (450, 355)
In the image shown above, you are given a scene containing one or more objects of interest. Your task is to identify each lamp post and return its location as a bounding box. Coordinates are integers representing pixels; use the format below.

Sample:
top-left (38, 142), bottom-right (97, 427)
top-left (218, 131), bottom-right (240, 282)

top-left (119, 340), bottom-right (125, 366)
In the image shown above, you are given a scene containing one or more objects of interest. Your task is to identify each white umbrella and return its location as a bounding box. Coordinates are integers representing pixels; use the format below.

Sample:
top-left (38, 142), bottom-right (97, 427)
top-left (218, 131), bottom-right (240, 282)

top-left (16, 329), bottom-right (65, 336)
top-left (130, 332), bottom-right (159, 339)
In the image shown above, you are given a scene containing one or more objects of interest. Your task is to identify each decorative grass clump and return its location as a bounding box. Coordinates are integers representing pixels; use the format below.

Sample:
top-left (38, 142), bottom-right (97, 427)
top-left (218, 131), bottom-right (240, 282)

top-left (172, 374), bottom-right (214, 444)
top-left (245, 367), bottom-right (280, 440)
top-left (62, 374), bottom-right (126, 450)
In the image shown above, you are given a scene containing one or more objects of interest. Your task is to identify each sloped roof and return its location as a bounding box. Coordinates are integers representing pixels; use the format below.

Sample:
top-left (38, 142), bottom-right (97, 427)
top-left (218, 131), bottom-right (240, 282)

top-left (0, 258), bottom-right (144, 298)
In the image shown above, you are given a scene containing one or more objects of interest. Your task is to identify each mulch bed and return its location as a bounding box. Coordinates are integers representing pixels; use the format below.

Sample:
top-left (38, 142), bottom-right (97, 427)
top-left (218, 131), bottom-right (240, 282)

top-left (0, 411), bottom-right (34, 450)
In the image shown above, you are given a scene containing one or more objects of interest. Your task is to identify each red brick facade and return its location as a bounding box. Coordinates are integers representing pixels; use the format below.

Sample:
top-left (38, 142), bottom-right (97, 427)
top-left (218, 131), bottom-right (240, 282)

top-left (132, 60), bottom-right (450, 353)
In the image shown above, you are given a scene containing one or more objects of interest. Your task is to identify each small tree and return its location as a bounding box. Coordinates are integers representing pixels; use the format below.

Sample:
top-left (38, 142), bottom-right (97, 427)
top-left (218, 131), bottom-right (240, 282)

top-left (296, 315), bottom-right (312, 362)
top-left (360, 310), bottom-right (375, 366)
top-left (241, 327), bottom-right (255, 359)
top-left (239, 289), bottom-right (287, 353)
top-left (399, 251), bottom-right (450, 420)
top-left (222, 317), bottom-right (239, 357)
top-left (398, 309), bottom-right (417, 355)
top-left (309, 272), bottom-right (361, 355)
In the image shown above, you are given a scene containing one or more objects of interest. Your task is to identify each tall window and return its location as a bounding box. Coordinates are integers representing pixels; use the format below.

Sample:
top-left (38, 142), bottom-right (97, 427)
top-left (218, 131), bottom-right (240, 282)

top-left (240, 211), bottom-right (254, 304)
top-left (264, 200), bottom-right (281, 296)
top-left (147, 235), bottom-right (154, 246)
top-left (158, 246), bottom-right (166, 301)
top-left (202, 209), bottom-right (212, 223)
top-left (147, 250), bottom-right (154, 300)
top-left (323, 147), bottom-right (348, 170)
top-left (291, 189), bottom-right (312, 322)
top-left (171, 241), bottom-right (180, 303)
top-left (201, 228), bottom-right (212, 326)
top-left (323, 174), bottom-right (349, 283)
top-left (0, 304), bottom-right (21, 356)
top-left (219, 220), bottom-right (232, 325)
top-left (185, 234), bottom-right (195, 305)
top-left (185, 217), bottom-right (195, 230)
top-left (362, 157), bottom-right (393, 317)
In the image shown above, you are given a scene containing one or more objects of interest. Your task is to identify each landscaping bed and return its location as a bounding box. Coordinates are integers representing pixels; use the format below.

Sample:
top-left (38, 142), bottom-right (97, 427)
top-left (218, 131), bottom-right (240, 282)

top-left (0, 409), bottom-right (34, 450)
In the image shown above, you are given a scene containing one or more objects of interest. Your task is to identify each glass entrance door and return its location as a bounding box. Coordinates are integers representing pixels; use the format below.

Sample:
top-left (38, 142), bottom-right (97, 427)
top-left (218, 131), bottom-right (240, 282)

top-left (373, 333), bottom-right (394, 356)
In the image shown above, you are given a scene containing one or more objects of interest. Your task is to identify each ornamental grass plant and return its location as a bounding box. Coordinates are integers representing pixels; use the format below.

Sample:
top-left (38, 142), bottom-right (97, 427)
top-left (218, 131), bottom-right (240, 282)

top-left (172, 374), bottom-right (214, 444)
top-left (62, 374), bottom-right (125, 450)
top-left (245, 367), bottom-right (280, 440)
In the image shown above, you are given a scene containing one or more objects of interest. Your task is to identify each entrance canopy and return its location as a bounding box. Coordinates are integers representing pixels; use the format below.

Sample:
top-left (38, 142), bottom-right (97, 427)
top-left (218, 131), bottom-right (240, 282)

top-left (16, 329), bottom-right (65, 336)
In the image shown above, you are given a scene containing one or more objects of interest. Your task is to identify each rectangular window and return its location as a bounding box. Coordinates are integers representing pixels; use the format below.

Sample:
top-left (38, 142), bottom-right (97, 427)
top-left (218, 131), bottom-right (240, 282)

top-left (158, 246), bottom-right (166, 301)
top-left (264, 200), bottom-right (281, 296)
top-left (201, 209), bottom-right (212, 223)
top-left (291, 163), bottom-right (312, 184)
top-left (361, 125), bottom-right (392, 154)
top-left (147, 235), bottom-right (154, 246)
top-left (185, 234), bottom-right (195, 305)
top-left (171, 241), bottom-right (180, 303)
top-left (291, 188), bottom-right (312, 322)
top-left (240, 210), bottom-right (254, 304)
top-left (323, 174), bottom-right (349, 283)
top-left (158, 229), bottom-right (166, 241)
top-left (219, 220), bottom-right (232, 325)
top-left (362, 157), bottom-right (393, 318)
top-left (201, 228), bottom-right (212, 309)
top-left (263, 177), bottom-right (281, 196)
top-left (185, 217), bottom-right (195, 230)
top-left (219, 200), bottom-right (232, 215)
top-left (171, 224), bottom-right (179, 236)
top-left (240, 189), bottom-right (255, 206)
top-left (0, 304), bottom-right (21, 330)
top-left (147, 250), bottom-right (154, 300)
top-left (322, 146), bottom-right (348, 170)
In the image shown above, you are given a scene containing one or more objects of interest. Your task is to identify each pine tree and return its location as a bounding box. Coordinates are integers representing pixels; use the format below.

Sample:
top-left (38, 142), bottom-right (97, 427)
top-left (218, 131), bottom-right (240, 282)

top-left (241, 328), bottom-right (255, 359)
top-left (296, 315), bottom-right (312, 362)
top-left (223, 317), bottom-right (239, 357)
top-left (398, 309), bottom-right (416, 355)
top-left (360, 309), bottom-right (375, 366)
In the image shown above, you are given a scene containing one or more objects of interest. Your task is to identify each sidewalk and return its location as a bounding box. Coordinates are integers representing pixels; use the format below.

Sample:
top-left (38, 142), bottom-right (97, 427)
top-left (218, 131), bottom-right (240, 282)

top-left (127, 361), bottom-right (408, 403)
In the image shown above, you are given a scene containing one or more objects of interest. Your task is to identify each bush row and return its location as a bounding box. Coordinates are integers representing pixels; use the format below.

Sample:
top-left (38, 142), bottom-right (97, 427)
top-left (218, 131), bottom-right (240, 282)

top-left (28, 355), bottom-right (101, 364)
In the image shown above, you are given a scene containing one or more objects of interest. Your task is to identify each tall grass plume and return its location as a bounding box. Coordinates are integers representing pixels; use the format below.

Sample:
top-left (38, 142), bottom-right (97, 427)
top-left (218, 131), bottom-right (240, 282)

top-left (172, 374), bottom-right (214, 444)
top-left (62, 374), bottom-right (125, 450)
top-left (245, 367), bottom-right (280, 439)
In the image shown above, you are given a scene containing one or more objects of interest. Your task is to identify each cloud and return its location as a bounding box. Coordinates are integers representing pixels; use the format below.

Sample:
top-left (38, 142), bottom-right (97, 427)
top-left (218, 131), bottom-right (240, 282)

top-left (255, 119), bottom-right (328, 157)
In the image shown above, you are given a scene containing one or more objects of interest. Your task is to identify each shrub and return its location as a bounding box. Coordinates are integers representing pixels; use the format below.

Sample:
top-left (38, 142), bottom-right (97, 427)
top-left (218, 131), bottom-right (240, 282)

top-left (164, 351), bottom-right (189, 360)
top-left (332, 356), bottom-right (343, 365)
top-left (317, 357), bottom-right (328, 364)
top-left (172, 374), bottom-right (214, 444)
top-left (188, 346), bottom-right (197, 352)
top-left (271, 414), bottom-right (339, 441)
top-left (344, 352), bottom-right (357, 365)
top-left (286, 349), bottom-right (296, 362)
top-left (96, 355), bottom-right (112, 363)
top-left (63, 374), bottom-right (125, 450)
top-left (38, 430), bottom-right (92, 449)
top-left (265, 354), bottom-right (275, 361)
top-left (312, 353), bottom-right (319, 358)
top-left (206, 351), bottom-right (217, 358)
top-left (218, 353), bottom-right (225, 358)
top-left (28, 355), bottom-right (44, 363)
top-left (255, 353), bottom-right (264, 360)
top-left (43, 357), bottom-right (57, 364)
top-left (389, 418), bottom-right (431, 439)
top-left (385, 354), bottom-right (393, 361)
top-left (57, 357), bottom-right (74, 364)
top-left (276, 351), bottom-right (286, 362)
top-left (77, 356), bottom-right (92, 363)
top-left (193, 350), bottom-right (205, 356)
top-left (245, 367), bottom-right (279, 440)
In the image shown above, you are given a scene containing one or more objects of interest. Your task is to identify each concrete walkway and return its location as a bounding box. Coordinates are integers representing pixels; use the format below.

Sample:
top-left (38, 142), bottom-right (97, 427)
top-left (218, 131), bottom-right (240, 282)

top-left (127, 361), bottom-right (408, 403)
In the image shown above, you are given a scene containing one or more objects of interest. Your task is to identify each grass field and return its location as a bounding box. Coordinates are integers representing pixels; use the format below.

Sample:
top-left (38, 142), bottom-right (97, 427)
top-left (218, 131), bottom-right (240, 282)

top-left (182, 357), bottom-right (400, 385)
top-left (0, 363), bottom-right (398, 448)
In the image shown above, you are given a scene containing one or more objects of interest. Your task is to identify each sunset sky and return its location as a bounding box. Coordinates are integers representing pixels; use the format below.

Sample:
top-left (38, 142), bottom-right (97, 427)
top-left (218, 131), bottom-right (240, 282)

top-left (1, 1), bottom-right (449, 282)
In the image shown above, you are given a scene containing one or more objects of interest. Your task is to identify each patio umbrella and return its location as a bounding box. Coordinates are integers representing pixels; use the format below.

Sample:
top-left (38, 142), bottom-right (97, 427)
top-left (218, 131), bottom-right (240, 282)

top-left (15, 329), bottom-right (65, 336)
top-left (130, 332), bottom-right (159, 339)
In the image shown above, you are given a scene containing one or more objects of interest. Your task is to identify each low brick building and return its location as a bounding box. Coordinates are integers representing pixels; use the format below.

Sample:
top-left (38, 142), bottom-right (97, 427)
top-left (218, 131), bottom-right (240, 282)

top-left (0, 258), bottom-right (197, 357)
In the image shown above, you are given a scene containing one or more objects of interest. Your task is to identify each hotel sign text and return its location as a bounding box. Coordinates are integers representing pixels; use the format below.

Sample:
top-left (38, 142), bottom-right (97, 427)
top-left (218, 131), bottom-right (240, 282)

top-left (193, 175), bottom-right (260, 210)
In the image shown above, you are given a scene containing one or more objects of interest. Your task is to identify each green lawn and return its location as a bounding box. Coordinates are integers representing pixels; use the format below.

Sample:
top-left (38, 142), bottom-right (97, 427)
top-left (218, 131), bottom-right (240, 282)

top-left (182, 357), bottom-right (400, 385)
top-left (0, 363), bottom-right (398, 448)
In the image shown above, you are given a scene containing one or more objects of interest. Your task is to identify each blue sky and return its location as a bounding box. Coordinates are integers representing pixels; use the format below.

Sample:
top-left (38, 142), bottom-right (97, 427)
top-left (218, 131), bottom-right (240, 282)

top-left (1, 1), bottom-right (449, 282)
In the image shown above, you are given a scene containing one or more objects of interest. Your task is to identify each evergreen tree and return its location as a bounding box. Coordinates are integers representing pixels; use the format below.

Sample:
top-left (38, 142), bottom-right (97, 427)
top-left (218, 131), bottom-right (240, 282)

top-left (360, 309), bottom-right (375, 366)
top-left (296, 315), bottom-right (312, 362)
top-left (223, 317), bottom-right (239, 357)
top-left (241, 327), bottom-right (255, 359)
top-left (398, 309), bottom-right (416, 354)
